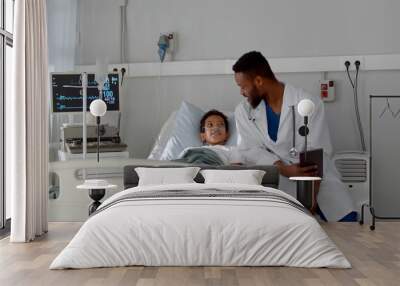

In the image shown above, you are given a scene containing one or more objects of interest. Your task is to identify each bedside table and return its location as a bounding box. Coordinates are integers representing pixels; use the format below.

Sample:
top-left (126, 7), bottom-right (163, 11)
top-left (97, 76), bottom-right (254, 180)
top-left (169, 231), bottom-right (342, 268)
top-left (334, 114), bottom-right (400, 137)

top-left (289, 176), bottom-right (321, 212)
top-left (77, 180), bottom-right (117, 215)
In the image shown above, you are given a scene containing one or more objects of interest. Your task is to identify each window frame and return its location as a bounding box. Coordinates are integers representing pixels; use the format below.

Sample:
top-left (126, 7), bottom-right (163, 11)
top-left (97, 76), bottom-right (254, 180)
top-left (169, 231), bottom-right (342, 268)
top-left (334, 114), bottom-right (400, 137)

top-left (0, 0), bottom-right (13, 231)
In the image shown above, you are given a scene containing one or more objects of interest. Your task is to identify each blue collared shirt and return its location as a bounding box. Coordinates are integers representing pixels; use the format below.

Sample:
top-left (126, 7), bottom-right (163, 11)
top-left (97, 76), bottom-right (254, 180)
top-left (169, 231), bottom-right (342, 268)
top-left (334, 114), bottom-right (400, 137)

top-left (265, 101), bottom-right (280, 142)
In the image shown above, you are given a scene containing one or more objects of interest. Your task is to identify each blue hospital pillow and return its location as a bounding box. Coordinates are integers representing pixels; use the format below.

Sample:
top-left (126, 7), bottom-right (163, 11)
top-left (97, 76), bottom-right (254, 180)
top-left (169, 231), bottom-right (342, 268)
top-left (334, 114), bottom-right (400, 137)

top-left (226, 116), bottom-right (238, 146)
top-left (160, 101), bottom-right (203, 160)
top-left (147, 111), bottom-right (177, 160)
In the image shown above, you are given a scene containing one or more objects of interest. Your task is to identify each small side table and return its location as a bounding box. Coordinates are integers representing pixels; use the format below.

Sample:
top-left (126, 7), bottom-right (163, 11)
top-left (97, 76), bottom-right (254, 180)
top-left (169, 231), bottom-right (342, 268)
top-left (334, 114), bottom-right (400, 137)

top-left (289, 176), bottom-right (321, 211)
top-left (77, 180), bottom-right (117, 215)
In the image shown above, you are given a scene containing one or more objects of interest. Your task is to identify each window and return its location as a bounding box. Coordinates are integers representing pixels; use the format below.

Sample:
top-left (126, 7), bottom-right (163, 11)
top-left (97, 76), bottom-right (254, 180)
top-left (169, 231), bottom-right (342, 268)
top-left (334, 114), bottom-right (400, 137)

top-left (5, 0), bottom-right (13, 33)
top-left (1, 0), bottom-right (14, 232)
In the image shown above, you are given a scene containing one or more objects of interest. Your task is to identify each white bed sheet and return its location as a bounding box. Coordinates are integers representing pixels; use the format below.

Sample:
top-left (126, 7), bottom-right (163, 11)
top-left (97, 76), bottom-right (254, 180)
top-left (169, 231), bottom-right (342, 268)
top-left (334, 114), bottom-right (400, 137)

top-left (50, 183), bottom-right (350, 269)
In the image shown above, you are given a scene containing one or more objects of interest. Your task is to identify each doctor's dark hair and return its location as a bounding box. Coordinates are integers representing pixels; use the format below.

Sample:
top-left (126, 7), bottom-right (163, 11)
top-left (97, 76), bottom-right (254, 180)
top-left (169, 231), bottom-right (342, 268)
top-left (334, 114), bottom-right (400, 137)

top-left (232, 51), bottom-right (277, 81)
top-left (200, 110), bottom-right (229, 133)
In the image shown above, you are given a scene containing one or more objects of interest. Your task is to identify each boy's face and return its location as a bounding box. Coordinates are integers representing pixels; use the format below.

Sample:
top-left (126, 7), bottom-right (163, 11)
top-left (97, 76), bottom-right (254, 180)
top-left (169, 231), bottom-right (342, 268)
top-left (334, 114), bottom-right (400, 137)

top-left (200, 115), bottom-right (229, 145)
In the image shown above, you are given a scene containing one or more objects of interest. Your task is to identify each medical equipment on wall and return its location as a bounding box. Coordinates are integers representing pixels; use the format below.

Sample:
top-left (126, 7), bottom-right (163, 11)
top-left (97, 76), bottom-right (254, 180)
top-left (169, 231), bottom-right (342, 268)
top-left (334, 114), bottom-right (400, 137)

top-left (319, 80), bottom-right (335, 102)
top-left (50, 72), bottom-right (128, 160)
top-left (51, 73), bottom-right (120, 113)
top-left (59, 124), bottom-right (127, 155)
top-left (157, 33), bottom-right (175, 62)
top-left (112, 67), bottom-right (127, 86)
top-left (345, 60), bottom-right (366, 151)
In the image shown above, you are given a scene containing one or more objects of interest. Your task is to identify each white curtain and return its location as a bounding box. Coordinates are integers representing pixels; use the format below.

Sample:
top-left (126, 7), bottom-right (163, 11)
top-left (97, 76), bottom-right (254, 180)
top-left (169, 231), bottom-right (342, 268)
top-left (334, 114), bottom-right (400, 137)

top-left (10, 0), bottom-right (49, 242)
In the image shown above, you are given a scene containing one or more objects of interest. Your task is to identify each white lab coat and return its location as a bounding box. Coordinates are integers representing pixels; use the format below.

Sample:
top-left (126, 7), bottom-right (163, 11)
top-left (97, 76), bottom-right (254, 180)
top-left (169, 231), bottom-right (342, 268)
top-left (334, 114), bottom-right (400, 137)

top-left (235, 83), bottom-right (355, 221)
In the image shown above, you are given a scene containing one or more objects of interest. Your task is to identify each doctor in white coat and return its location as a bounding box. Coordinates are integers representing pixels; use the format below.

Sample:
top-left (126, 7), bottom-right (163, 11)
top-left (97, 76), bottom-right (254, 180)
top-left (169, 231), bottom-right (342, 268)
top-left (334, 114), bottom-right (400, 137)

top-left (233, 51), bottom-right (354, 221)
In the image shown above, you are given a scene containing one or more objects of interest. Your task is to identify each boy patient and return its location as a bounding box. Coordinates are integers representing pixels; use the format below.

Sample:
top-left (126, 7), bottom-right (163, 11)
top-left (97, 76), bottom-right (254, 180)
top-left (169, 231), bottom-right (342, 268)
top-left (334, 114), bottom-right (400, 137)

top-left (200, 110), bottom-right (229, 145)
top-left (177, 110), bottom-right (242, 165)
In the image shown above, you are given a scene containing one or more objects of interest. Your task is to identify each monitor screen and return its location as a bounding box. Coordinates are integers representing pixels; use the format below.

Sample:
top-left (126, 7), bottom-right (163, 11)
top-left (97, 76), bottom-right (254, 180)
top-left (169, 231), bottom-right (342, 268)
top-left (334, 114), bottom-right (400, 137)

top-left (51, 73), bottom-right (120, 113)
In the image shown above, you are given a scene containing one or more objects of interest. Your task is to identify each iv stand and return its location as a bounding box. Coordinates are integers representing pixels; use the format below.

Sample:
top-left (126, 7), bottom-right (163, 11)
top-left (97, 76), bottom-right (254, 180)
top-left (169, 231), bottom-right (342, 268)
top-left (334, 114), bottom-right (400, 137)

top-left (82, 73), bottom-right (87, 179)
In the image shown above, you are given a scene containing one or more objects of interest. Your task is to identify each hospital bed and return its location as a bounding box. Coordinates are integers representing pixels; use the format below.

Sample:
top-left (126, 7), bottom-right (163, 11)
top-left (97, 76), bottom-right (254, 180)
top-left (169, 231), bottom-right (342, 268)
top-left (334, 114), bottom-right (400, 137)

top-left (50, 164), bottom-right (350, 269)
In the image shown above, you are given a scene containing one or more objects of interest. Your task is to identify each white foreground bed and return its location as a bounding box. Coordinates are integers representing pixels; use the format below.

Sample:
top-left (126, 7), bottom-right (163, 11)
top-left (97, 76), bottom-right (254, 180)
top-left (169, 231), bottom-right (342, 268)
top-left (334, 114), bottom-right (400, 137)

top-left (50, 183), bottom-right (350, 269)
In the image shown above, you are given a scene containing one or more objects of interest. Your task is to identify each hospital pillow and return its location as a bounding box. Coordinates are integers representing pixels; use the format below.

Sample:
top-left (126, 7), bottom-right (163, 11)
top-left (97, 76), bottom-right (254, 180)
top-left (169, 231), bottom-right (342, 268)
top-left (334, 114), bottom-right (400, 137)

top-left (200, 169), bottom-right (266, 185)
top-left (225, 114), bottom-right (238, 146)
top-left (148, 111), bottom-right (177, 160)
top-left (160, 101), bottom-right (203, 160)
top-left (159, 101), bottom-right (238, 161)
top-left (135, 167), bottom-right (201, 186)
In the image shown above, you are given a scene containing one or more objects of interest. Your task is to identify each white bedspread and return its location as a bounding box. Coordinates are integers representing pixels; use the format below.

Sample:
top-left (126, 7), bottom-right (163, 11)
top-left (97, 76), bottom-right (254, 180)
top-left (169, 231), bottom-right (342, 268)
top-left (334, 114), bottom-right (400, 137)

top-left (50, 183), bottom-right (350, 269)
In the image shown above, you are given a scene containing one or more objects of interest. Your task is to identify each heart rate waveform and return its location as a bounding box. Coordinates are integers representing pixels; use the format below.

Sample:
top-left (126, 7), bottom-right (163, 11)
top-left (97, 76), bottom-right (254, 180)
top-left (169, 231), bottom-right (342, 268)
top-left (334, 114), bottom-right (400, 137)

top-left (55, 95), bottom-right (99, 101)
top-left (51, 74), bottom-right (120, 113)
top-left (56, 104), bottom-right (85, 111)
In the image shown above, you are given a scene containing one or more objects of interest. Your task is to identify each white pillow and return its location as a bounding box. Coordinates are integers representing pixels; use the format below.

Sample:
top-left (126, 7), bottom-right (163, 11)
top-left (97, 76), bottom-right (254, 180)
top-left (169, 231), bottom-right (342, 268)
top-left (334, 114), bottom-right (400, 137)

top-left (224, 112), bottom-right (238, 146)
top-left (147, 111), bottom-right (177, 160)
top-left (200, 169), bottom-right (266, 185)
top-left (135, 167), bottom-right (201, 186)
top-left (160, 101), bottom-right (204, 160)
top-left (160, 101), bottom-right (238, 160)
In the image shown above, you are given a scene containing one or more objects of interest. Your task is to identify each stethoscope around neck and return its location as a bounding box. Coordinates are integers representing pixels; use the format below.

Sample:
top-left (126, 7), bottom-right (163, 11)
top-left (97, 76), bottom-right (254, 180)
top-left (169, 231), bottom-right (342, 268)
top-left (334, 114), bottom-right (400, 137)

top-left (247, 104), bottom-right (309, 159)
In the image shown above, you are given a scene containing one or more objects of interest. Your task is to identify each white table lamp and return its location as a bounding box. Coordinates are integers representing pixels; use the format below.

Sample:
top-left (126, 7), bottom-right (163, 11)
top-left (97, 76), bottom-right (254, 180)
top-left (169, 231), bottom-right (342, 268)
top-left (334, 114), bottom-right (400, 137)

top-left (90, 99), bottom-right (107, 162)
top-left (297, 99), bottom-right (315, 159)
top-left (297, 99), bottom-right (315, 117)
top-left (295, 99), bottom-right (318, 212)
top-left (90, 99), bottom-right (107, 117)
top-left (77, 59), bottom-right (113, 215)
top-left (79, 98), bottom-right (109, 214)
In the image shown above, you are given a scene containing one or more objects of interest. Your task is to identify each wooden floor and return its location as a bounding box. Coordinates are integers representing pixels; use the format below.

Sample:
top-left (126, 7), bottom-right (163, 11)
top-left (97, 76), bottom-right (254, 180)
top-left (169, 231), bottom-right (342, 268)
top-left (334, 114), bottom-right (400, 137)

top-left (0, 222), bottom-right (399, 286)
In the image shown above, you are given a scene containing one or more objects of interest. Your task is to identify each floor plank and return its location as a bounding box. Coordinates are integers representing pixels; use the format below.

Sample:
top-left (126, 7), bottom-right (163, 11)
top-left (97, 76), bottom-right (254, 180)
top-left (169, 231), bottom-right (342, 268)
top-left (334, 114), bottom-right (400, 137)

top-left (0, 222), bottom-right (399, 286)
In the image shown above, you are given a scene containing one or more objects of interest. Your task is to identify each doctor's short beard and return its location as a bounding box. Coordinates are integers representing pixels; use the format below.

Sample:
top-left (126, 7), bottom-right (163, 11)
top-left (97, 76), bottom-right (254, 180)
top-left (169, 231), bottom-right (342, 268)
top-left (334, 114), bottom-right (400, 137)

top-left (247, 88), bottom-right (264, 109)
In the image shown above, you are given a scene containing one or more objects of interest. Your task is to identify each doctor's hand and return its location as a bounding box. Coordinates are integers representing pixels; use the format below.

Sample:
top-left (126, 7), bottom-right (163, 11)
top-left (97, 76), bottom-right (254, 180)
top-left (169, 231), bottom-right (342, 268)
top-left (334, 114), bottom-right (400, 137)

top-left (274, 161), bottom-right (318, 178)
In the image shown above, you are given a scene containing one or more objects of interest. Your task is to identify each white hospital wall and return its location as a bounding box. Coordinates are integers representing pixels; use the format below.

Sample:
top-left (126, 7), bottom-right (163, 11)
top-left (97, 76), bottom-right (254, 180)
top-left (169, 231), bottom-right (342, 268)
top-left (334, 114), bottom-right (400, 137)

top-left (71, 0), bottom-right (400, 158)
top-left (77, 0), bottom-right (400, 63)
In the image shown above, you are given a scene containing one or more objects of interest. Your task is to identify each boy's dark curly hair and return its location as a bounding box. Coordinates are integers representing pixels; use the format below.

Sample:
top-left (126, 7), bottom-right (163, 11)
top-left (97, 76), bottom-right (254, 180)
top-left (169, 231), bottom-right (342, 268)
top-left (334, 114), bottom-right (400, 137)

top-left (200, 110), bottom-right (229, 133)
